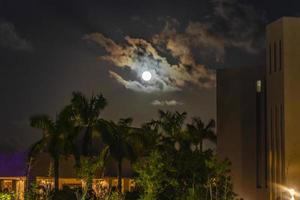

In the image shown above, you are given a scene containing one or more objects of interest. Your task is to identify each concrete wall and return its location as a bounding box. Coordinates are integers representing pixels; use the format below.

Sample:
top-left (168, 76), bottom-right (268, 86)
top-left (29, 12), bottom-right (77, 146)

top-left (217, 67), bottom-right (267, 200)
top-left (266, 17), bottom-right (300, 199)
top-left (266, 17), bottom-right (285, 200)
top-left (282, 17), bottom-right (300, 190)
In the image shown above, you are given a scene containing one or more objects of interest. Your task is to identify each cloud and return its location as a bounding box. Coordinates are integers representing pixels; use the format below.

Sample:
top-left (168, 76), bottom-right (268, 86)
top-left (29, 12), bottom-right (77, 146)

top-left (151, 100), bottom-right (184, 106)
top-left (85, 32), bottom-right (216, 92)
top-left (85, 0), bottom-right (265, 93)
top-left (0, 20), bottom-right (33, 51)
top-left (109, 71), bottom-right (178, 93)
top-left (211, 0), bottom-right (266, 51)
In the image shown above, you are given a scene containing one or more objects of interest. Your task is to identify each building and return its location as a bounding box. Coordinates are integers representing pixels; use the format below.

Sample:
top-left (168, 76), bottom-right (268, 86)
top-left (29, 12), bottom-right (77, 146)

top-left (0, 152), bottom-right (135, 199)
top-left (266, 17), bottom-right (300, 200)
top-left (217, 66), bottom-right (267, 200)
top-left (0, 152), bottom-right (27, 200)
top-left (217, 16), bottom-right (300, 200)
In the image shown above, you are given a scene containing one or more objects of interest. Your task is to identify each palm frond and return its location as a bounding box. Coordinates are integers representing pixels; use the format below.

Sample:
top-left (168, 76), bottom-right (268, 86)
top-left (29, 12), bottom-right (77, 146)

top-left (30, 114), bottom-right (54, 131)
top-left (27, 139), bottom-right (45, 161)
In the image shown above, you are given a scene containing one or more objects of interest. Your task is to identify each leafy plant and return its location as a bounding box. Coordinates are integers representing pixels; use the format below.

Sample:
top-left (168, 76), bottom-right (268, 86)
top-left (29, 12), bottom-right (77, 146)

top-left (0, 192), bottom-right (16, 200)
top-left (134, 150), bottom-right (178, 200)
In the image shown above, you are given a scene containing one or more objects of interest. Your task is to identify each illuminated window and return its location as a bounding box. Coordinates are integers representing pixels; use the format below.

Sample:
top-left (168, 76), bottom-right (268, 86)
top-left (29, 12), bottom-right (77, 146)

top-left (256, 80), bottom-right (262, 93)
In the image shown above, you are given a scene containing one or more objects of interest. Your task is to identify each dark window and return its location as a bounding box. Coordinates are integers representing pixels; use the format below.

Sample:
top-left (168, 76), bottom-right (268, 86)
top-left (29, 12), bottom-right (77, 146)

top-left (280, 104), bottom-right (285, 184)
top-left (274, 42), bottom-right (277, 72)
top-left (256, 87), bottom-right (262, 188)
top-left (264, 83), bottom-right (268, 188)
top-left (270, 107), bottom-right (274, 185)
top-left (269, 44), bottom-right (272, 74)
top-left (275, 105), bottom-right (280, 185)
top-left (279, 40), bottom-right (282, 70)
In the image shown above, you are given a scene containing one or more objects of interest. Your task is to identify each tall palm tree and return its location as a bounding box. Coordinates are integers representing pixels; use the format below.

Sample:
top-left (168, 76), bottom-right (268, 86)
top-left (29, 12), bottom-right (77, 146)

top-left (186, 117), bottom-right (216, 152)
top-left (98, 118), bottom-right (139, 193)
top-left (69, 91), bottom-right (107, 156)
top-left (58, 92), bottom-right (107, 196)
top-left (29, 114), bottom-right (63, 192)
top-left (157, 110), bottom-right (187, 137)
top-left (150, 110), bottom-right (187, 151)
top-left (56, 105), bottom-right (81, 166)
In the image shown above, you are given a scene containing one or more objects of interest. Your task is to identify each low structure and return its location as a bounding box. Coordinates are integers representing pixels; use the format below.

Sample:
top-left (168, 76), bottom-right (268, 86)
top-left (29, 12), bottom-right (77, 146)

top-left (0, 152), bottom-right (135, 199)
top-left (0, 177), bottom-right (26, 200)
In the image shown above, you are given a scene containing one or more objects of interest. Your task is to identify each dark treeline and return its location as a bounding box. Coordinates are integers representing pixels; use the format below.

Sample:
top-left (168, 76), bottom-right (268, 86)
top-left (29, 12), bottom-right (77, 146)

top-left (26, 91), bottom-right (235, 200)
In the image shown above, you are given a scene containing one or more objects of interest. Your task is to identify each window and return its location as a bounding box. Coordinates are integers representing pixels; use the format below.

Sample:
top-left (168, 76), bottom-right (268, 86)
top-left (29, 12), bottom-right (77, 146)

top-left (279, 40), bottom-right (282, 71)
top-left (274, 42), bottom-right (277, 72)
top-left (275, 105), bottom-right (279, 185)
top-left (256, 85), bottom-right (262, 188)
top-left (256, 80), bottom-right (262, 93)
top-left (280, 104), bottom-right (285, 183)
top-left (270, 107), bottom-right (275, 185)
top-left (269, 44), bottom-right (272, 74)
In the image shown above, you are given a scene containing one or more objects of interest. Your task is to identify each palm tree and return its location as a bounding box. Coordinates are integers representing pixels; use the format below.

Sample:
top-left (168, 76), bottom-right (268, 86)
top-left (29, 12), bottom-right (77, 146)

top-left (76, 146), bottom-right (110, 200)
top-left (98, 118), bottom-right (139, 193)
top-left (69, 91), bottom-right (107, 156)
top-left (29, 114), bottom-right (63, 192)
top-left (56, 105), bottom-right (82, 166)
top-left (186, 117), bottom-right (216, 152)
top-left (149, 110), bottom-right (187, 151)
top-left (157, 110), bottom-right (187, 137)
top-left (57, 92), bottom-right (107, 196)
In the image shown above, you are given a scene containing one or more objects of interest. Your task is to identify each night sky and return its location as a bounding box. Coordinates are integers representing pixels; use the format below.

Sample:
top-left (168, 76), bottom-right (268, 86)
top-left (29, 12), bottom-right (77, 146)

top-left (0, 0), bottom-right (299, 152)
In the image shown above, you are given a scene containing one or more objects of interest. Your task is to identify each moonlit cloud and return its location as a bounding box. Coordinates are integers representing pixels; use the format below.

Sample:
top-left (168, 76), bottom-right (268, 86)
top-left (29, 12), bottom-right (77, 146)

top-left (85, 31), bottom-right (216, 92)
top-left (151, 100), bottom-right (184, 106)
top-left (109, 71), bottom-right (178, 93)
top-left (0, 20), bottom-right (33, 51)
top-left (85, 0), bottom-right (264, 93)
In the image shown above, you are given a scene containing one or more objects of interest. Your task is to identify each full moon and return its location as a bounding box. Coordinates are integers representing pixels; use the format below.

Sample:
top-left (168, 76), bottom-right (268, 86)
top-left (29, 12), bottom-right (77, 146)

top-left (142, 71), bottom-right (152, 81)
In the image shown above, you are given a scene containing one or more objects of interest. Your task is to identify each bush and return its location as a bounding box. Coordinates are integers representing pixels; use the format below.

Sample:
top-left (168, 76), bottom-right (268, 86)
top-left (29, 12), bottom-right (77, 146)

top-left (0, 193), bottom-right (16, 200)
top-left (51, 188), bottom-right (77, 200)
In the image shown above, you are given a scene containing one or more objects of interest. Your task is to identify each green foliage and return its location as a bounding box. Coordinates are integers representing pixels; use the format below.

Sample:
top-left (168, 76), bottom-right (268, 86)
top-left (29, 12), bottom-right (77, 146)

top-left (0, 193), bottom-right (16, 200)
top-left (134, 150), bottom-right (234, 200)
top-left (24, 183), bottom-right (38, 200)
top-left (27, 93), bottom-right (236, 200)
top-left (51, 187), bottom-right (77, 200)
top-left (76, 146), bottom-right (110, 199)
top-left (106, 191), bottom-right (124, 200)
top-left (124, 189), bottom-right (140, 200)
top-left (134, 150), bottom-right (178, 200)
top-left (133, 110), bottom-right (235, 200)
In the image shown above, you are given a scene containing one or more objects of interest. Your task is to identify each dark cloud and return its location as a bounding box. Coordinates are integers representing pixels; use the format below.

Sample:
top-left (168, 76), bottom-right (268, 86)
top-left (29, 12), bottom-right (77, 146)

top-left (0, 0), bottom-right (294, 152)
top-left (84, 0), bottom-right (266, 93)
top-left (211, 0), bottom-right (266, 51)
top-left (0, 20), bottom-right (33, 51)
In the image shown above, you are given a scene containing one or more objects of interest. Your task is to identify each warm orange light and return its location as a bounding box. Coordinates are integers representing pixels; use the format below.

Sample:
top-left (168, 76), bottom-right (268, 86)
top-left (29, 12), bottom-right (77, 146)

top-left (289, 188), bottom-right (296, 200)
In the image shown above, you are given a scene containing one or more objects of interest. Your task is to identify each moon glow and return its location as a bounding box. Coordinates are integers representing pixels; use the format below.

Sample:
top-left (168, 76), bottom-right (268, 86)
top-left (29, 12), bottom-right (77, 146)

top-left (142, 71), bottom-right (152, 81)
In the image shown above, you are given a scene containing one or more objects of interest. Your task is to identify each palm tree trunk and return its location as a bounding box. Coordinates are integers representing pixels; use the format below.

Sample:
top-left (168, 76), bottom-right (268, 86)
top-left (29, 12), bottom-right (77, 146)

top-left (209, 181), bottom-right (212, 200)
top-left (117, 158), bottom-right (122, 193)
top-left (83, 127), bottom-right (92, 156)
top-left (54, 157), bottom-right (59, 192)
top-left (215, 184), bottom-right (218, 200)
top-left (25, 157), bottom-right (33, 193)
top-left (200, 138), bottom-right (203, 153)
top-left (224, 176), bottom-right (228, 200)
